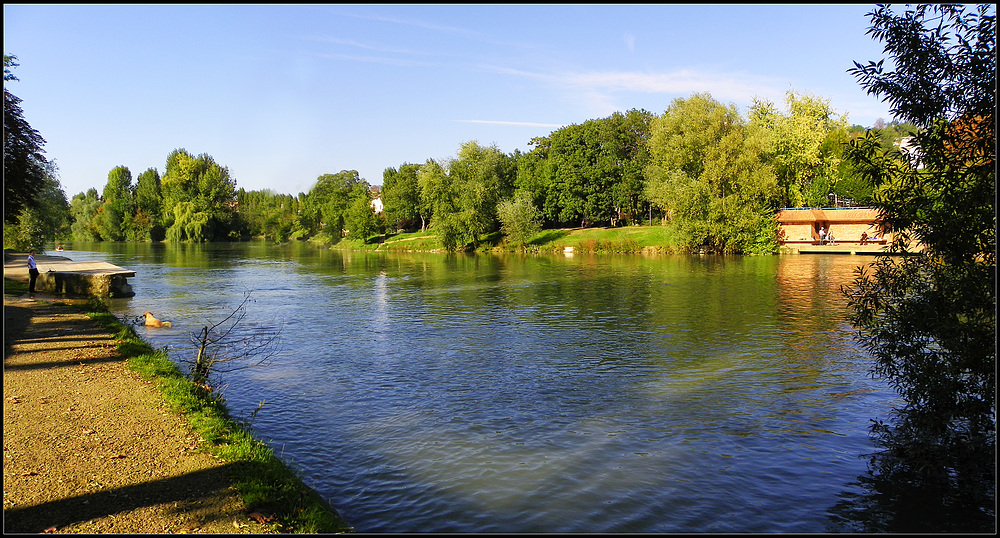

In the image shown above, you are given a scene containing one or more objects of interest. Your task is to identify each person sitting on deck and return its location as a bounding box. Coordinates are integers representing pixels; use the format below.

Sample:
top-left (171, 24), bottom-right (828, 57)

top-left (826, 231), bottom-right (836, 245)
top-left (860, 232), bottom-right (869, 245)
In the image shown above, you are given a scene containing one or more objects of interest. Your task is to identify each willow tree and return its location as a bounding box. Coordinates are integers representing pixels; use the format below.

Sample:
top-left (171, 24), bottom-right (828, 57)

top-left (161, 149), bottom-right (238, 242)
top-left (446, 141), bottom-right (516, 248)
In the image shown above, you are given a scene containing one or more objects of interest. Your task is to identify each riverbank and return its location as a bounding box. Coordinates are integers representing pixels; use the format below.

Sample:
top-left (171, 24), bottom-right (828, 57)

top-left (2, 280), bottom-right (351, 533)
top-left (334, 224), bottom-right (682, 254)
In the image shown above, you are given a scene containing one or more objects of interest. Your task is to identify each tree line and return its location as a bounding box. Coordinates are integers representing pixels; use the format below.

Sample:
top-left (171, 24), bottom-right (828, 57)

top-left (5, 6), bottom-right (994, 528)
top-left (7, 52), bottom-right (917, 254)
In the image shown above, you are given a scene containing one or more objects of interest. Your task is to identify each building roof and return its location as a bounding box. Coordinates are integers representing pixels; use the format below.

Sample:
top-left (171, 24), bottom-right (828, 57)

top-left (776, 208), bottom-right (826, 223)
top-left (776, 208), bottom-right (881, 224)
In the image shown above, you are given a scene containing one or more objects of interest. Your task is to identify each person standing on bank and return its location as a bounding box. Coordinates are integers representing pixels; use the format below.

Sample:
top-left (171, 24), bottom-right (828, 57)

top-left (27, 250), bottom-right (39, 298)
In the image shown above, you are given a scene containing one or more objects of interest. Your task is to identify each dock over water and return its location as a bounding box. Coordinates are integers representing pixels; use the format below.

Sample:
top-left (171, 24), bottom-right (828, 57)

top-left (3, 251), bottom-right (136, 297)
top-left (785, 243), bottom-right (892, 255)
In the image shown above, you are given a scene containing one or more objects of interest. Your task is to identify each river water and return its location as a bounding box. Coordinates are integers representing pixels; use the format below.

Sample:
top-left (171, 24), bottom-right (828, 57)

top-left (57, 241), bottom-right (898, 533)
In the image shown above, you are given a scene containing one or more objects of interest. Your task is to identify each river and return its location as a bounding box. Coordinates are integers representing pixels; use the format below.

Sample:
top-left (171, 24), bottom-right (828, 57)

top-left (56, 241), bottom-right (898, 533)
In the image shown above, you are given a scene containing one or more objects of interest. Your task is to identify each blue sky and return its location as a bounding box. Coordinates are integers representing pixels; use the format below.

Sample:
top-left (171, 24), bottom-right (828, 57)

top-left (4, 4), bottom-right (895, 198)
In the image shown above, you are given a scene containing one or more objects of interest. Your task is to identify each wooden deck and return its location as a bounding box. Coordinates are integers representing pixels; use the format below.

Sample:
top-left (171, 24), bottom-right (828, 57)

top-left (782, 242), bottom-right (922, 255)
top-left (792, 243), bottom-right (889, 255)
top-left (3, 252), bottom-right (136, 297)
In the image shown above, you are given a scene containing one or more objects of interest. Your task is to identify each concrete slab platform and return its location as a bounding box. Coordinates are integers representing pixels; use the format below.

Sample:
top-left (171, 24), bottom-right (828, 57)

top-left (4, 252), bottom-right (136, 297)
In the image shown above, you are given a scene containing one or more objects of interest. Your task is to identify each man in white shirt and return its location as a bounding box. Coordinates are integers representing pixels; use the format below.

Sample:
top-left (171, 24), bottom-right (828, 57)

top-left (27, 250), bottom-right (38, 298)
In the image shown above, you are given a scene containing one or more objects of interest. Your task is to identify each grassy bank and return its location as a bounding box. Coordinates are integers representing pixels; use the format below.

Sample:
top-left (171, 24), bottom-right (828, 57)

top-left (3, 278), bottom-right (352, 534)
top-left (331, 224), bottom-right (686, 254)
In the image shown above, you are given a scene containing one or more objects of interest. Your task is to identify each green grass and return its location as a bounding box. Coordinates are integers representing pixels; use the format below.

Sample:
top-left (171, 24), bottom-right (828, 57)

top-left (89, 300), bottom-right (352, 533)
top-left (326, 224), bottom-right (684, 254)
top-left (4, 280), bottom-right (351, 534)
top-left (4, 278), bottom-right (28, 297)
top-left (528, 225), bottom-right (680, 253)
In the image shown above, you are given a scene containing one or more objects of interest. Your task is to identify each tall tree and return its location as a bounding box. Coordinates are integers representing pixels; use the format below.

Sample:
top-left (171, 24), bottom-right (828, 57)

top-left (843, 4), bottom-right (995, 527)
top-left (132, 167), bottom-right (164, 240)
top-left (381, 164), bottom-right (422, 232)
top-left (417, 159), bottom-right (456, 247)
top-left (3, 161), bottom-right (70, 251)
top-left (70, 188), bottom-right (103, 241)
top-left (749, 90), bottom-right (849, 207)
top-left (497, 190), bottom-right (541, 248)
top-left (161, 149), bottom-right (238, 242)
top-left (447, 141), bottom-right (515, 248)
top-left (344, 184), bottom-right (381, 243)
top-left (302, 170), bottom-right (364, 240)
top-left (645, 93), bottom-right (779, 253)
top-left (97, 165), bottom-right (133, 241)
top-left (3, 54), bottom-right (48, 224)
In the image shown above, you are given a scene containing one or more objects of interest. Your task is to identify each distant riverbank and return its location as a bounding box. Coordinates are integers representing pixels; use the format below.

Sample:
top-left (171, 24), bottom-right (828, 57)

top-left (329, 225), bottom-right (685, 254)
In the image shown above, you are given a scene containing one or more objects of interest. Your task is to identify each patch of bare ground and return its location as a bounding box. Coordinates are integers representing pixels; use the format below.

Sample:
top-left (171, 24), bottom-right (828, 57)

top-left (3, 295), bottom-right (275, 534)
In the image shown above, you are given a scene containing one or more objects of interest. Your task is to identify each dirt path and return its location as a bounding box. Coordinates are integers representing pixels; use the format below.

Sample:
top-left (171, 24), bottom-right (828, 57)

top-left (3, 294), bottom-right (273, 534)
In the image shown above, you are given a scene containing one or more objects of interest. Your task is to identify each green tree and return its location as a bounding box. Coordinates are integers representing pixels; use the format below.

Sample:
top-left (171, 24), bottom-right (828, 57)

top-left (645, 93), bottom-right (779, 253)
top-left (447, 141), bottom-right (516, 248)
top-left (497, 190), bottom-right (542, 248)
top-left (97, 165), bottom-right (133, 241)
top-left (750, 90), bottom-right (849, 207)
top-left (161, 149), bottom-right (238, 242)
top-left (417, 158), bottom-right (458, 248)
top-left (302, 170), bottom-right (364, 241)
top-left (235, 189), bottom-right (300, 242)
top-left (843, 4), bottom-right (995, 527)
top-left (344, 185), bottom-right (381, 243)
top-left (603, 109), bottom-right (654, 225)
top-left (132, 167), bottom-right (164, 241)
top-left (4, 54), bottom-right (48, 224)
top-left (3, 162), bottom-right (70, 251)
top-left (381, 164), bottom-right (423, 231)
top-left (70, 188), bottom-right (103, 241)
top-left (519, 111), bottom-right (651, 227)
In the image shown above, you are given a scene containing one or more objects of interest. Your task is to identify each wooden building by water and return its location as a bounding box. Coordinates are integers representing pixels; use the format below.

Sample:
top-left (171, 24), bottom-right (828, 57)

top-left (776, 207), bottom-right (895, 254)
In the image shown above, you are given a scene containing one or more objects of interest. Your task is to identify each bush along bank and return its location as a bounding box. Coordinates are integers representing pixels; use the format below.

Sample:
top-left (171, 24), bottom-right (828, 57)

top-left (76, 297), bottom-right (352, 534)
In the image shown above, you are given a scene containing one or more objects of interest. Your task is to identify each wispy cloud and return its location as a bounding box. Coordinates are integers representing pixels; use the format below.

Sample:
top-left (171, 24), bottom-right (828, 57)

top-left (623, 33), bottom-right (635, 52)
top-left (560, 70), bottom-right (785, 103)
top-left (486, 64), bottom-right (789, 116)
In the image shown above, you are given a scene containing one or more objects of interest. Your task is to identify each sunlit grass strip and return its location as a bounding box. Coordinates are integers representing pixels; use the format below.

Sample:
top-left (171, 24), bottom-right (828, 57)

top-left (76, 297), bottom-right (352, 534)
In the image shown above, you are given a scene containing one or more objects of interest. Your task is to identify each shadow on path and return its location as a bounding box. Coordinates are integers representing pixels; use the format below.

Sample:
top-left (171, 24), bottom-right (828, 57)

top-left (3, 465), bottom-right (240, 533)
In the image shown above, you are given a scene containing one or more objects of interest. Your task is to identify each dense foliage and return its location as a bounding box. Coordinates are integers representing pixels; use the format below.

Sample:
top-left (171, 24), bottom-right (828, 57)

top-left (8, 47), bottom-right (921, 253)
top-left (3, 55), bottom-right (48, 227)
top-left (842, 3), bottom-right (995, 531)
top-left (4, 54), bottom-right (70, 251)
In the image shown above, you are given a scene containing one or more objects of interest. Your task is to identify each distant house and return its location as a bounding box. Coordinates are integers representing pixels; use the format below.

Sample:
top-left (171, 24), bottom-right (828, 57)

top-left (369, 185), bottom-right (383, 214)
top-left (776, 207), bottom-right (891, 246)
top-left (896, 136), bottom-right (924, 169)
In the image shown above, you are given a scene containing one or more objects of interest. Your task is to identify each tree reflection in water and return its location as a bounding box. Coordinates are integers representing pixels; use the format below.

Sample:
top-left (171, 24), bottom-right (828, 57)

top-left (828, 453), bottom-right (996, 533)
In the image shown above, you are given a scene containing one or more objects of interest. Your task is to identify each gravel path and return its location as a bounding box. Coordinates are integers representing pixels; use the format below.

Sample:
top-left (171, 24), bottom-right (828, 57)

top-left (3, 294), bottom-right (273, 534)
